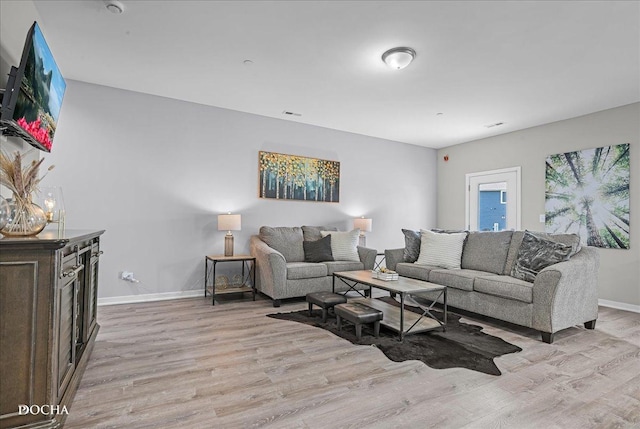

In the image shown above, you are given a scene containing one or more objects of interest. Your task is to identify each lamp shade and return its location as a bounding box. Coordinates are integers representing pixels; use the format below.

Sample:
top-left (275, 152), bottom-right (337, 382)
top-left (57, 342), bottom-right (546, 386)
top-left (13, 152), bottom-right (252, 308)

top-left (382, 47), bottom-right (416, 70)
top-left (218, 214), bottom-right (241, 231)
top-left (353, 217), bottom-right (372, 232)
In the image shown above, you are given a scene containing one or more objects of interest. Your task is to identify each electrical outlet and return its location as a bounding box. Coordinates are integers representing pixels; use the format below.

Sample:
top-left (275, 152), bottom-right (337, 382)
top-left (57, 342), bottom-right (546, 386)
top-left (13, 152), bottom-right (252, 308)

top-left (539, 214), bottom-right (545, 223)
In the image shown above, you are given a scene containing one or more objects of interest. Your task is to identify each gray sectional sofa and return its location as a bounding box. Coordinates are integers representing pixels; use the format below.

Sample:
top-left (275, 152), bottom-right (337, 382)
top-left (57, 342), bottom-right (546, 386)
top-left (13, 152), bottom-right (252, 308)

top-left (385, 230), bottom-right (599, 343)
top-left (250, 226), bottom-right (377, 307)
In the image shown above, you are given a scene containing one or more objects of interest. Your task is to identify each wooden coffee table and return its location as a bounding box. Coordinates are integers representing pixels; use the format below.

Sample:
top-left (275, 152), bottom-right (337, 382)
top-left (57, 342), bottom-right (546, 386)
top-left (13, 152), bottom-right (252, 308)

top-left (332, 270), bottom-right (446, 341)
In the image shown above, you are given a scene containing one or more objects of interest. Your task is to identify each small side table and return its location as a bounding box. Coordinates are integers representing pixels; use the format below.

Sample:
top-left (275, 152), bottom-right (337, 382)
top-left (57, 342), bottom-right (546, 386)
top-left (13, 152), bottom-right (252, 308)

top-left (204, 254), bottom-right (256, 305)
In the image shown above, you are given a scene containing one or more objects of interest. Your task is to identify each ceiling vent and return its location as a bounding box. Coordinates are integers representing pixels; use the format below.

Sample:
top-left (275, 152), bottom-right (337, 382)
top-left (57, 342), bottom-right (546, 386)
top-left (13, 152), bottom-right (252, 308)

top-left (485, 122), bottom-right (504, 128)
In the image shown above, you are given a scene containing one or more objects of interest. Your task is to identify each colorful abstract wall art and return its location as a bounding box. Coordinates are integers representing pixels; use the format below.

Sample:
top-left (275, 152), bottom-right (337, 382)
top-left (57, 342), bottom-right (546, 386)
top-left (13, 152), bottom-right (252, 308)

top-left (259, 151), bottom-right (340, 202)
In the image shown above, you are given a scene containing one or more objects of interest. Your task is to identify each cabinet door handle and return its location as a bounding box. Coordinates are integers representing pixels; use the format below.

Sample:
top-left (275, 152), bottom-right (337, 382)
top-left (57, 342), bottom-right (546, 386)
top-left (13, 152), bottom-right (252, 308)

top-left (63, 265), bottom-right (83, 278)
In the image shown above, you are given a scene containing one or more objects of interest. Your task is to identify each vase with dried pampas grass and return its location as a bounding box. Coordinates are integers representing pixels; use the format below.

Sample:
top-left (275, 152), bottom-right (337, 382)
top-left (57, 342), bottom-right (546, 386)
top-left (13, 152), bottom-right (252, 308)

top-left (0, 150), bottom-right (54, 236)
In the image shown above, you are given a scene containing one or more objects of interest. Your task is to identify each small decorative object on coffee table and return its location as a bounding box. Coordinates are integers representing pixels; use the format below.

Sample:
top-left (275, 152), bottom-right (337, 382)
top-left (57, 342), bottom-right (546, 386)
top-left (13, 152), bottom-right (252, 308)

top-left (372, 268), bottom-right (398, 281)
top-left (204, 254), bottom-right (255, 305)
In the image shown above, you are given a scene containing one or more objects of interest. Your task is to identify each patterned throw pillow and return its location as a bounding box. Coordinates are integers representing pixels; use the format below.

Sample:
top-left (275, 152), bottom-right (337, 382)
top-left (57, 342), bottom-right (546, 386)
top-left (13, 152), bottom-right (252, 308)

top-left (511, 231), bottom-right (573, 282)
top-left (415, 229), bottom-right (468, 269)
top-left (321, 229), bottom-right (360, 262)
top-left (303, 235), bottom-right (334, 262)
top-left (402, 229), bottom-right (421, 262)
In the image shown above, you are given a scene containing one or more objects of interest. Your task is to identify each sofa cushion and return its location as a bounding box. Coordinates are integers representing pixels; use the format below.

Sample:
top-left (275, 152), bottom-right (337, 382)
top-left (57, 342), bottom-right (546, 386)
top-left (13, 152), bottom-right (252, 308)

top-left (428, 269), bottom-right (486, 291)
top-left (286, 262), bottom-right (328, 280)
top-left (474, 275), bottom-right (533, 303)
top-left (259, 226), bottom-right (305, 262)
top-left (511, 231), bottom-right (573, 282)
top-left (504, 230), bottom-right (581, 275)
top-left (461, 231), bottom-right (513, 275)
top-left (321, 229), bottom-right (360, 262)
top-left (504, 231), bottom-right (525, 275)
top-left (323, 261), bottom-right (365, 276)
top-left (303, 235), bottom-right (333, 263)
top-left (416, 229), bottom-right (467, 269)
top-left (395, 262), bottom-right (432, 281)
top-left (302, 225), bottom-right (338, 241)
top-left (401, 229), bottom-right (421, 262)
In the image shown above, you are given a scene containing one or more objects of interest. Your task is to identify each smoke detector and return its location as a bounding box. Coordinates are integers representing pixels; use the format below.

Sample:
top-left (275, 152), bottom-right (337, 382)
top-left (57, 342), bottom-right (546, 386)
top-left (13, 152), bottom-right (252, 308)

top-left (105, 0), bottom-right (124, 14)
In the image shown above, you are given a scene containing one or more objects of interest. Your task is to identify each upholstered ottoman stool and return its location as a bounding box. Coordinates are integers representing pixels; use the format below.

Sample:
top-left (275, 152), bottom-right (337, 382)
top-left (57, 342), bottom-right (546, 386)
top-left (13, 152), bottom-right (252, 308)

top-left (306, 292), bottom-right (348, 322)
top-left (334, 302), bottom-right (384, 340)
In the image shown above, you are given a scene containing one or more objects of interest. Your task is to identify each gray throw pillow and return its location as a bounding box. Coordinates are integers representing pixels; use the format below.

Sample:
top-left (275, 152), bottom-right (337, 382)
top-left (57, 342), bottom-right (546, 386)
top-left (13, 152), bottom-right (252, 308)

top-left (402, 229), bottom-right (421, 262)
top-left (302, 225), bottom-right (338, 241)
top-left (461, 231), bottom-right (513, 275)
top-left (511, 231), bottom-right (573, 282)
top-left (259, 226), bottom-right (305, 262)
top-left (303, 235), bottom-right (333, 262)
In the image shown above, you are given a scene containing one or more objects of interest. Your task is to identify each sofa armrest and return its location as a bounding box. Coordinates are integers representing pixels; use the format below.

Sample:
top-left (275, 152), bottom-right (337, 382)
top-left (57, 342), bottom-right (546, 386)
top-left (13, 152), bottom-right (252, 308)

top-left (250, 235), bottom-right (287, 300)
top-left (384, 248), bottom-right (405, 271)
top-left (357, 246), bottom-right (377, 270)
top-left (532, 246), bottom-right (600, 333)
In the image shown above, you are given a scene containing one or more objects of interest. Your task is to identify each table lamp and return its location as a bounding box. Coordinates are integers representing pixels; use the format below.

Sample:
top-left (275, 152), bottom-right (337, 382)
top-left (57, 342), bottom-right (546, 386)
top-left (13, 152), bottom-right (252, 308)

top-left (218, 213), bottom-right (241, 256)
top-left (353, 217), bottom-right (372, 247)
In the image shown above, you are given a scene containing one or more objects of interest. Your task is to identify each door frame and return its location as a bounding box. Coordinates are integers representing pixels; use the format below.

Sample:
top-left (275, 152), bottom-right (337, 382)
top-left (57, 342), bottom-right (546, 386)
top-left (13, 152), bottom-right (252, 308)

top-left (465, 166), bottom-right (522, 231)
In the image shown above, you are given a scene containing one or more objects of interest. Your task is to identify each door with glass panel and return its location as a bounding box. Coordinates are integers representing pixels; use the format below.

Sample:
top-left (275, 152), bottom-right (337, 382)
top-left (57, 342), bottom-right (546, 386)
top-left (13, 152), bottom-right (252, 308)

top-left (466, 167), bottom-right (521, 231)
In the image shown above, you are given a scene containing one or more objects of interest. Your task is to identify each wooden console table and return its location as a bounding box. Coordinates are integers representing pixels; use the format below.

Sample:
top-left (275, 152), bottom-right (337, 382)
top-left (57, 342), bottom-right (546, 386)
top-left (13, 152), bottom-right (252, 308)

top-left (0, 229), bottom-right (105, 429)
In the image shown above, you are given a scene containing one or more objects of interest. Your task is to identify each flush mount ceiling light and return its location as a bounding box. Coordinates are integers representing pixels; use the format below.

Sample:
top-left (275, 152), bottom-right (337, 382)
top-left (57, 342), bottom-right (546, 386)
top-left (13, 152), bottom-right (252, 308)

top-left (382, 47), bottom-right (416, 70)
top-left (105, 0), bottom-right (124, 14)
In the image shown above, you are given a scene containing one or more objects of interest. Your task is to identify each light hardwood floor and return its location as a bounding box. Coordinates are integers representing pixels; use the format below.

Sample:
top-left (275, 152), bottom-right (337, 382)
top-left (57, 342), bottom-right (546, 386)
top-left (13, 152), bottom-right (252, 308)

top-left (65, 294), bottom-right (640, 429)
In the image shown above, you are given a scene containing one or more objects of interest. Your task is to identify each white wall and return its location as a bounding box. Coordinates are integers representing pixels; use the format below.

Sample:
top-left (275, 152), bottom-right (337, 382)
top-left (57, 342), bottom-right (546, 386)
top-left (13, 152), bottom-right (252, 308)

top-left (40, 80), bottom-right (436, 300)
top-left (437, 103), bottom-right (640, 309)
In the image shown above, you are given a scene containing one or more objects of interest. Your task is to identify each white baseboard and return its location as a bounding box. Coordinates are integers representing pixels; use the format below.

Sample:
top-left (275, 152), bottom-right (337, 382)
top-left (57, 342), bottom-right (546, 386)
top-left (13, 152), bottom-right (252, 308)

top-left (98, 290), bottom-right (204, 306)
top-left (599, 299), bottom-right (640, 313)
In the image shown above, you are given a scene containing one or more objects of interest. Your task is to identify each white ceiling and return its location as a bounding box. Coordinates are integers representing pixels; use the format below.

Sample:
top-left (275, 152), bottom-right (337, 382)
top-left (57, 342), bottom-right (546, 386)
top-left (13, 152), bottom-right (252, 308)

top-left (8, 1), bottom-right (640, 148)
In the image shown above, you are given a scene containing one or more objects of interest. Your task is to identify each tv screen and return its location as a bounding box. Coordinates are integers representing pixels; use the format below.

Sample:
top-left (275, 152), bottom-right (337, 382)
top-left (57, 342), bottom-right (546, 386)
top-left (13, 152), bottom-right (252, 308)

top-left (0, 22), bottom-right (66, 152)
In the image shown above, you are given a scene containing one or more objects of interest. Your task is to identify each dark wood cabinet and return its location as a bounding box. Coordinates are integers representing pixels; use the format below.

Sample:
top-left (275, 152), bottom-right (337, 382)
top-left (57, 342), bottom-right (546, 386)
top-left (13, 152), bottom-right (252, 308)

top-left (0, 229), bottom-right (105, 429)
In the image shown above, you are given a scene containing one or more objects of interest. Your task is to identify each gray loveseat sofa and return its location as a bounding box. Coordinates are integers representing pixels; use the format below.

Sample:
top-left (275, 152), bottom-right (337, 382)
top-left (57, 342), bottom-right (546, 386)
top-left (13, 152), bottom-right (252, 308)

top-left (385, 230), bottom-right (599, 343)
top-left (250, 226), bottom-right (377, 307)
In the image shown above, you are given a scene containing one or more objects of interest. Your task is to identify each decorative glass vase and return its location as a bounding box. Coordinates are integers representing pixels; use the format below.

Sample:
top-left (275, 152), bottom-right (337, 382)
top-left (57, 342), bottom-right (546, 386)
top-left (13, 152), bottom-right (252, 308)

top-left (0, 196), bottom-right (10, 231)
top-left (0, 197), bottom-right (47, 237)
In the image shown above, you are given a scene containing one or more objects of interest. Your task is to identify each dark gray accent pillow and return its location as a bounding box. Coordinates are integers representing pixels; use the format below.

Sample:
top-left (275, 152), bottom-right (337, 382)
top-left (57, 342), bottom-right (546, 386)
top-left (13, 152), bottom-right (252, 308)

top-left (303, 235), bottom-right (334, 262)
top-left (302, 225), bottom-right (338, 241)
top-left (461, 231), bottom-right (513, 275)
top-left (259, 226), bottom-right (305, 262)
top-left (402, 229), bottom-right (421, 262)
top-left (511, 231), bottom-right (573, 282)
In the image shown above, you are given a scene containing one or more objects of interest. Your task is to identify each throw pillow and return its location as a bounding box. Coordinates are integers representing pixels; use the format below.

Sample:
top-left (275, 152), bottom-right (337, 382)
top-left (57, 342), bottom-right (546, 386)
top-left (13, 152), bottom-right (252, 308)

top-left (303, 235), bottom-right (334, 262)
top-left (461, 231), bottom-right (514, 275)
top-left (529, 231), bottom-right (581, 257)
top-left (402, 229), bottom-right (421, 262)
top-left (321, 229), bottom-right (360, 262)
top-left (415, 229), bottom-right (467, 269)
top-left (302, 225), bottom-right (338, 241)
top-left (511, 231), bottom-right (573, 283)
top-left (259, 226), bottom-right (305, 262)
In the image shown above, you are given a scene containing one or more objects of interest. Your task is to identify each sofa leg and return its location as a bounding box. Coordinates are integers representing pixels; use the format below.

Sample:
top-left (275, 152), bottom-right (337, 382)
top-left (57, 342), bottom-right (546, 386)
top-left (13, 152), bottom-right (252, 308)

top-left (541, 332), bottom-right (554, 344)
top-left (584, 319), bottom-right (597, 330)
top-left (273, 299), bottom-right (281, 308)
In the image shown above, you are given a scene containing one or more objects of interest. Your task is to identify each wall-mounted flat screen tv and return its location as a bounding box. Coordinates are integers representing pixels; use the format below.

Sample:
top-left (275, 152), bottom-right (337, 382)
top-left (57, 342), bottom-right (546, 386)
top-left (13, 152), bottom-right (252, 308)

top-left (0, 22), bottom-right (66, 152)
